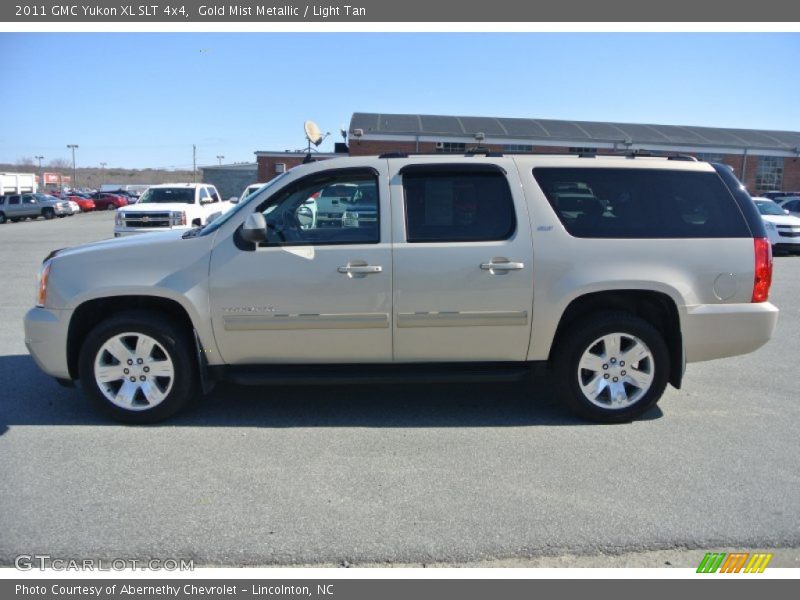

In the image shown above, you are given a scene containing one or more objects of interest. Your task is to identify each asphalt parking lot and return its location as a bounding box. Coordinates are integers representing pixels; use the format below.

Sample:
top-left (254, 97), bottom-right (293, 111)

top-left (1, 211), bottom-right (799, 568)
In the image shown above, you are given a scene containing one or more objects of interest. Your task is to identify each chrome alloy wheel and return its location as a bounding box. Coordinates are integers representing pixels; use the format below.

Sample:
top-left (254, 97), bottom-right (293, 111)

top-left (577, 333), bottom-right (655, 410)
top-left (93, 332), bottom-right (175, 411)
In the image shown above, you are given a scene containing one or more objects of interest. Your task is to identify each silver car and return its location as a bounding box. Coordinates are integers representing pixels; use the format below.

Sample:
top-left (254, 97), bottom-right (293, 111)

top-left (0, 193), bottom-right (72, 223)
top-left (24, 154), bottom-right (778, 424)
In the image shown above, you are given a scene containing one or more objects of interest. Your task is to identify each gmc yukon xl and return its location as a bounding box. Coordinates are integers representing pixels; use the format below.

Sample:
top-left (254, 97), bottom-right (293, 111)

top-left (24, 153), bottom-right (778, 423)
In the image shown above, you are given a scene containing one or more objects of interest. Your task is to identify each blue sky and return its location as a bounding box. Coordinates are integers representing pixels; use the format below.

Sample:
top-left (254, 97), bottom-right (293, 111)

top-left (1, 33), bottom-right (799, 169)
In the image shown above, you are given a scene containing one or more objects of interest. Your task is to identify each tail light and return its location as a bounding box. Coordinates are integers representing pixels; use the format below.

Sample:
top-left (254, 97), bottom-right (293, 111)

top-left (752, 238), bottom-right (772, 303)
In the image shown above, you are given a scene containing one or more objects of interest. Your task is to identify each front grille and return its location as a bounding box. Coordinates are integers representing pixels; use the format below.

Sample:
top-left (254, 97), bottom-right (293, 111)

top-left (122, 212), bottom-right (172, 228)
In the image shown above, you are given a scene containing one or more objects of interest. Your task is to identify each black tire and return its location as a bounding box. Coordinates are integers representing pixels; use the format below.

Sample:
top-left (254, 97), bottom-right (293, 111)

top-left (78, 310), bottom-right (199, 424)
top-left (10, 217), bottom-right (20, 223)
top-left (42, 208), bottom-right (55, 220)
top-left (0, 212), bottom-right (6, 224)
top-left (551, 311), bottom-right (669, 423)
top-left (107, 204), bottom-right (116, 211)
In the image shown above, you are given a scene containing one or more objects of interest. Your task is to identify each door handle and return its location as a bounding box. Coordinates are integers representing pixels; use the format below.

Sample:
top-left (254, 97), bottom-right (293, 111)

top-left (480, 261), bottom-right (524, 272)
top-left (337, 265), bottom-right (383, 275)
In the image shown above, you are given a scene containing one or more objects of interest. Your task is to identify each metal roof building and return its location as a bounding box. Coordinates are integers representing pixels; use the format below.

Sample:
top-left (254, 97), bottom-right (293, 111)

top-left (347, 112), bottom-right (800, 193)
top-left (348, 112), bottom-right (800, 156)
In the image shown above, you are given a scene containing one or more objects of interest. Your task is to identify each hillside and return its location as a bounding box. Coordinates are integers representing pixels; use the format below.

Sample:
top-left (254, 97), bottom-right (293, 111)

top-left (0, 163), bottom-right (196, 189)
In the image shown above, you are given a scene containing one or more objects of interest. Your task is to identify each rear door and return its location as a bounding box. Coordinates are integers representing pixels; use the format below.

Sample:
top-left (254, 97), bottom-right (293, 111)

top-left (389, 160), bottom-right (535, 362)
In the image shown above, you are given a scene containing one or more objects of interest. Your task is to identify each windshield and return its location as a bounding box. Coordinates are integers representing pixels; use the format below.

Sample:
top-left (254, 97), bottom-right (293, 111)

top-left (199, 172), bottom-right (290, 237)
top-left (755, 200), bottom-right (785, 216)
top-left (139, 188), bottom-right (195, 204)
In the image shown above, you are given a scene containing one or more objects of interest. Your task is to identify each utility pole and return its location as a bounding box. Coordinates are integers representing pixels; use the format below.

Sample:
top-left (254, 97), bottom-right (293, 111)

top-left (67, 144), bottom-right (78, 190)
top-left (35, 155), bottom-right (44, 191)
top-left (216, 155), bottom-right (224, 165)
top-left (193, 144), bottom-right (197, 183)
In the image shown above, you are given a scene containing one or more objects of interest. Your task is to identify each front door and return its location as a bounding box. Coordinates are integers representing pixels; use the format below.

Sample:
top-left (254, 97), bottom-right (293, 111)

top-left (208, 163), bottom-right (393, 364)
top-left (390, 160), bottom-right (534, 362)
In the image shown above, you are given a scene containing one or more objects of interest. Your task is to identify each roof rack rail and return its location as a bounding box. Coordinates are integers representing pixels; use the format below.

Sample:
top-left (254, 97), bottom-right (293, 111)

top-left (375, 150), bottom-right (700, 160)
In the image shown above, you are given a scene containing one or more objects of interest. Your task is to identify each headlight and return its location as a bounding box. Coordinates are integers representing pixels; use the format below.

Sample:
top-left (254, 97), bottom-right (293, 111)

top-left (764, 221), bottom-right (776, 231)
top-left (36, 260), bottom-right (52, 308)
top-left (115, 212), bottom-right (124, 226)
top-left (171, 211), bottom-right (187, 226)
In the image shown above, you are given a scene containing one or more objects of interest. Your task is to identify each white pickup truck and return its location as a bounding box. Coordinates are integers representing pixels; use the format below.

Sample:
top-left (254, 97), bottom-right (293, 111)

top-left (114, 183), bottom-right (231, 236)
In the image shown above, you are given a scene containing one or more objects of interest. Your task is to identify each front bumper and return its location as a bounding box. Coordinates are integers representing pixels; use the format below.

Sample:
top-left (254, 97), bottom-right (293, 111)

top-left (114, 225), bottom-right (190, 237)
top-left (682, 302), bottom-right (779, 363)
top-left (24, 306), bottom-right (73, 380)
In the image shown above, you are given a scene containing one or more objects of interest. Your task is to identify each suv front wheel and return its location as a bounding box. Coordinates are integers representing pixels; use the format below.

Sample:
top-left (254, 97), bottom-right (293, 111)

top-left (552, 312), bottom-right (669, 423)
top-left (78, 310), bottom-right (198, 423)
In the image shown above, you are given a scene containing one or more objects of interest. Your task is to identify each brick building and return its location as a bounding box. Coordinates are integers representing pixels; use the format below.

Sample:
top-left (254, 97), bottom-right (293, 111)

top-left (347, 112), bottom-right (800, 193)
top-left (254, 151), bottom-right (340, 183)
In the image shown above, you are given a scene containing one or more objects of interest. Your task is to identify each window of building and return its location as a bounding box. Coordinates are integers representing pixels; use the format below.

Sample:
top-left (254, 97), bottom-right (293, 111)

top-left (435, 142), bottom-right (466, 153)
top-left (254, 169), bottom-right (379, 246)
top-left (569, 147), bottom-right (599, 154)
top-left (533, 168), bottom-right (750, 239)
top-left (275, 163), bottom-right (286, 173)
top-left (755, 156), bottom-right (784, 193)
top-left (402, 169), bottom-right (516, 243)
top-left (503, 144), bottom-right (533, 152)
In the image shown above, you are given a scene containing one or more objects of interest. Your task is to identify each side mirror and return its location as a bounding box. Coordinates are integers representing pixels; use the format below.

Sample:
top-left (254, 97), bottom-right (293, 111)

top-left (200, 197), bottom-right (212, 205)
top-left (229, 196), bottom-right (239, 204)
top-left (241, 212), bottom-right (267, 243)
top-left (785, 209), bottom-right (790, 215)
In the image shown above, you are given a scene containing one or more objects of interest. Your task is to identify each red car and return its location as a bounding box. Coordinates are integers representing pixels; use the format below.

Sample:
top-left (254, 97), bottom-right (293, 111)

top-left (67, 195), bottom-right (96, 212)
top-left (91, 192), bottom-right (129, 210)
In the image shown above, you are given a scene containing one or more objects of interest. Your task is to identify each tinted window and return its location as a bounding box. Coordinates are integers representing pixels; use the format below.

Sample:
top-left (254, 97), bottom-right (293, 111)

top-left (785, 200), bottom-right (800, 211)
top-left (533, 168), bottom-right (750, 239)
top-left (255, 170), bottom-right (379, 246)
top-left (9, 196), bottom-right (20, 205)
top-left (403, 171), bottom-right (516, 242)
top-left (209, 188), bottom-right (221, 203)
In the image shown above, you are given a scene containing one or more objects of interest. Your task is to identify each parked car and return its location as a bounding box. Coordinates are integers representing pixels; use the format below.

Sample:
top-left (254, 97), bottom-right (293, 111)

top-left (90, 192), bottom-right (129, 211)
top-left (752, 197), bottom-right (800, 255)
top-left (777, 196), bottom-right (800, 216)
top-left (239, 183), bottom-right (262, 202)
top-left (25, 154), bottom-right (778, 424)
top-left (114, 183), bottom-right (231, 236)
top-left (0, 192), bottom-right (72, 223)
top-left (67, 194), bottom-right (96, 212)
top-left (762, 191), bottom-right (800, 202)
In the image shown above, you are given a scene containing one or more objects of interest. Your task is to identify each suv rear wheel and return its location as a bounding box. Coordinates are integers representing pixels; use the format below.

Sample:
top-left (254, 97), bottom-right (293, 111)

top-left (78, 310), bottom-right (198, 423)
top-left (552, 312), bottom-right (669, 423)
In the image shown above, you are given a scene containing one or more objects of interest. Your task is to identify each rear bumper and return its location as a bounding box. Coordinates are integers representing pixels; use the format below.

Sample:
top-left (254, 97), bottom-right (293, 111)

top-left (683, 302), bottom-right (779, 363)
top-left (24, 307), bottom-right (72, 380)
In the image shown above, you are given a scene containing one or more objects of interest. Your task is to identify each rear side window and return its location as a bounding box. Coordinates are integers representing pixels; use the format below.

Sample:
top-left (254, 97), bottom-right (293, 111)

top-left (403, 171), bottom-right (516, 242)
top-left (533, 168), bottom-right (750, 238)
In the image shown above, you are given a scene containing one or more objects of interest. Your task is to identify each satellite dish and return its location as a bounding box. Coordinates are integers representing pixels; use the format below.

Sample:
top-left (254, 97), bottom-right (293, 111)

top-left (304, 120), bottom-right (324, 147)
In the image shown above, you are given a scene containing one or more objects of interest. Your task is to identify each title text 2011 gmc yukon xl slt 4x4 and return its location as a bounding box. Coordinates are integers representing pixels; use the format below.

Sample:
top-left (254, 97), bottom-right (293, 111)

top-left (24, 154), bottom-right (778, 423)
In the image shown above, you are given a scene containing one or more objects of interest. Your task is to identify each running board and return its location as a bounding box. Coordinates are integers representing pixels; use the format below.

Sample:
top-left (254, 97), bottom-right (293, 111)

top-left (214, 362), bottom-right (537, 386)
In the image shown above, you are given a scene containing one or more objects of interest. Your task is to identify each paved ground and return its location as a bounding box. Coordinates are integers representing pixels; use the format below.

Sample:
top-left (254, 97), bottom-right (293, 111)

top-left (1, 211), bottom-right (798, 567)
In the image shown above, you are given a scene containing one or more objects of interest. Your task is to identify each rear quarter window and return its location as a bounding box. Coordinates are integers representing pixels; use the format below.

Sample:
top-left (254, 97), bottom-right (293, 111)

top-left (533, 168), bottom-right (751, 238)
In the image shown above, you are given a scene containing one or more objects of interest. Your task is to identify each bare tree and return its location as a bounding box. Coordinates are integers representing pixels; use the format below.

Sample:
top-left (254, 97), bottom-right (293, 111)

top-left (16, 157), bottom-right (35, 167)
top-left (48, 158), bottom-right (71, 169)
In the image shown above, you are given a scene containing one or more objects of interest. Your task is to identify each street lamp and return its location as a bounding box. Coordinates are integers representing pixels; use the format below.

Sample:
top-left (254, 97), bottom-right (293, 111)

top-left (67, 144), bottom-right (79, 190)
top-left (216, 155), bottom-right (225, 165)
